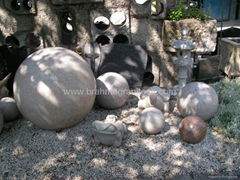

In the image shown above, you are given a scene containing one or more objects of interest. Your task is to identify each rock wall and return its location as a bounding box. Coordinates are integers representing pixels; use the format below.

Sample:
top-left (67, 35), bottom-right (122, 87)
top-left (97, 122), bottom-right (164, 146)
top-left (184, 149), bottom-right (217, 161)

top-left (0, 0), bottom-right (208, 88)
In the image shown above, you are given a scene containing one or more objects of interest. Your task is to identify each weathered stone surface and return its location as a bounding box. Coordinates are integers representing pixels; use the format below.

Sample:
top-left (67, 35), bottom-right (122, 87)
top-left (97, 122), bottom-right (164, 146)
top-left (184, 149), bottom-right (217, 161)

top-left (140, 86), bottom-right (170, 101)
top-left (177, 82), bottom-right (219, 121)
top-left (179, 116), bottom-right (207, 144)
top-left (139, 107), bottom-right (165, 134)
top-left (98, 44), bottom-right (148, 89)
top-left (96, 72), bottom-right (129, 109)
top-left (163, 19), bottom-right (217, 52)
top-left (90, 8), bottom-right (131, 46)
top-left (0, 97), bottom-right (20, 122)
top-left (13, 47), bottom-right (96, 130)
top-left (219, 37), bottom-right (240, 77)
top-left (92, 120), bottom-right (127, 147)
top-left (0, 112), bottom-right (3, 134)
top-left (138, 92), bottom-right (169, 112)
top-left (130, 17), bottom-right (177, 87)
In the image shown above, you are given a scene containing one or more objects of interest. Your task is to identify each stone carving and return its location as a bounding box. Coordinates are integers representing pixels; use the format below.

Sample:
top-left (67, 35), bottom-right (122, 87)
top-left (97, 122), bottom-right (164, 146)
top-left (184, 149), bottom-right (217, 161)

top-left (138, 92), bottom-right (164, 111)
top-left (177, 82), bottom-right (219, 121)
top-left (92, 120), bottom-right (127, 147)
top-left (140, 86), bottom-right (170, 101)
top-left (96, 72), bottom-right (129, 109)
top-left (83, 42), bottom-right (101, 77)
top-left (139, 107), bottom-right (165, 134)
top-left (179, 116), bottom-right (207, 144)
top-left (139, 86), bottom-right (170, 112)
top-left (14, 47), bottom-right (96, 130)
top-left (0, 97), bottom-right (20, 122)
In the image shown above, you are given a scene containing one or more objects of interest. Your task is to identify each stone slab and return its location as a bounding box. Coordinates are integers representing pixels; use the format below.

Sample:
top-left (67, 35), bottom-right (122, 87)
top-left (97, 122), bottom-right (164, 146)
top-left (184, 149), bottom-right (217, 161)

top-left (97, 44), bottom-right (148, 89)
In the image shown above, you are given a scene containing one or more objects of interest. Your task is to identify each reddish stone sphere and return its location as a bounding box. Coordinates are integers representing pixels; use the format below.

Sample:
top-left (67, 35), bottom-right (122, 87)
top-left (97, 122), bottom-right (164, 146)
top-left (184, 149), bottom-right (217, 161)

top-left (179, 116), bottom-right (207, 144)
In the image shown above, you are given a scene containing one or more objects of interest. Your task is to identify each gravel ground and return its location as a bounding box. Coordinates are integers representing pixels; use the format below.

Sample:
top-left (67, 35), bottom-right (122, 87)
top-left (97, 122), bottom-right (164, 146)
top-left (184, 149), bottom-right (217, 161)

top-left (0, 93), bottom-right (239, 179)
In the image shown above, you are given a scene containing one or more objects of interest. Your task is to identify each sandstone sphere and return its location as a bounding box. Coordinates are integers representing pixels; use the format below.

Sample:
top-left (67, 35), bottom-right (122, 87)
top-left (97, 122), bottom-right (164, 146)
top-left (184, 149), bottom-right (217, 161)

top-left (0, 97), bottom-right (20, 122)
top-left (179, 116), bottom-right (207, 144)
top-left (177, 82), bottom-right (219, 121)
top-left (0, 112), bottom-right (3, 134)
top-left (139, 107), bottom-right (165, 134)
top-left (96, 72), bottom-right (129, 109)
top-left (13, 47), bottom-right (96, 130)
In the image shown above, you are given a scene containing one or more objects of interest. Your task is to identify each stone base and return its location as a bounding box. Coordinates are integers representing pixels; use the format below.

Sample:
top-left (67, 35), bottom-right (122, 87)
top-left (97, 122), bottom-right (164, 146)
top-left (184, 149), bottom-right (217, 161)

top-left (219, 37), bottom-right (240, 77)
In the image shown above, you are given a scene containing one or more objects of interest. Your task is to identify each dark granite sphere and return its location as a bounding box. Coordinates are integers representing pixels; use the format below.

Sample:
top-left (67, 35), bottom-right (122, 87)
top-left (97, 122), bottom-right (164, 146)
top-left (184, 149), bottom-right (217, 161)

top-left (179, 116), bottom-right (207, 144)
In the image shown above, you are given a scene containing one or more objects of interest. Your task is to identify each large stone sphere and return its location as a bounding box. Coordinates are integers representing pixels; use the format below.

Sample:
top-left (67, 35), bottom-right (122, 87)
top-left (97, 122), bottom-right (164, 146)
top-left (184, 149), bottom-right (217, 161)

top-left (0, 97), bottom-right (20, 122)
top-left (13, 47), bottom-right (96, 130)
top-left (177, 82), bottom-right (219, 121)
top-left (139, 107), bottom-right (165, 134)
top-left (179, 116), bottom-right (207, 144)
top-left (96, 72), bottom-right (129, 109)
top-left (0, 112), bottom-right (3, 134)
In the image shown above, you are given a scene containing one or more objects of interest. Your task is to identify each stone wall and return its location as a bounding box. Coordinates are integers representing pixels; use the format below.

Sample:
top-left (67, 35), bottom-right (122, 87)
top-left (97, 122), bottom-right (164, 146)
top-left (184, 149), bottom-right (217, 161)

top-left (0, 0), bottom-right (203, 87)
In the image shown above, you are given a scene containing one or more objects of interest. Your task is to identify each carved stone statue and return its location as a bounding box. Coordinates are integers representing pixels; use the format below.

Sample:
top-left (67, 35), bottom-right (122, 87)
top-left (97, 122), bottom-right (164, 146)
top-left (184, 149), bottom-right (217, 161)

top-left (92, 120), bottom-right (127, 147)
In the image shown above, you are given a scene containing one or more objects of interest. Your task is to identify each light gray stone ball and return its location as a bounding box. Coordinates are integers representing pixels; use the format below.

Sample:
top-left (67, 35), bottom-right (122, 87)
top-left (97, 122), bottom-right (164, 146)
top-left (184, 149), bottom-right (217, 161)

top-left (0, 112), bottom-right (3, 134)
top-left (13, 47), bottom-right (96, 130)
top-left (96, 72), bottom-right (129, 109)
top-left (139, 107), bottom-right (165, 134)
top-left (177, 82), bottom-right (219, 121)
top-left (0, 97), bottom-right (20, 122)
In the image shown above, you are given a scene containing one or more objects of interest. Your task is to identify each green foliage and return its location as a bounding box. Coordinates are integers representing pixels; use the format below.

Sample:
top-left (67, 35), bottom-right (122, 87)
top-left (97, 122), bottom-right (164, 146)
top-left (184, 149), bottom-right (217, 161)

top-left (211, 78), bottom-right (240, 141)
top-left (167, 1), bottom-right (207, 21)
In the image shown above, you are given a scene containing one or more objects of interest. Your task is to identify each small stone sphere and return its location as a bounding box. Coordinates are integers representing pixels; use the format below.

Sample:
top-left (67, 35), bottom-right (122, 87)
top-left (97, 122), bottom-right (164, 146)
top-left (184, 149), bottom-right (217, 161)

top-left (139, 107), bottom-right (165, 134)
top-left (0, 112), bottom-right (3, 134)
top-left (13, 47), bottom-right (96, 130)
top-left (0, 97), bottom-right (20, 122)
top-left (177, 82), bottom-right (219, 121)
top-left (179, 116), bottom-right (207, 144)
top-left (96, 72), bottom-right (129, 109)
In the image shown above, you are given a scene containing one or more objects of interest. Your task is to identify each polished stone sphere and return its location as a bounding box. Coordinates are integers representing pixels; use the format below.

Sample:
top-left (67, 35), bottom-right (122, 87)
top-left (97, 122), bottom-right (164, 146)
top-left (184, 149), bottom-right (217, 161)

top-left (14, 47), bottom-right (96, 130)
top-left (0, 112), bottom-right (3, 134)
top-left (96, 72), bottom-right (129, 109)
top-left (139, 107), bottom-right (165, 134)
top-left (177, 82), bottom-right (219, 121)
top-left (0, 97), bottom-right (20, 122)
top-left (179, 116), bottom-right (207, 144)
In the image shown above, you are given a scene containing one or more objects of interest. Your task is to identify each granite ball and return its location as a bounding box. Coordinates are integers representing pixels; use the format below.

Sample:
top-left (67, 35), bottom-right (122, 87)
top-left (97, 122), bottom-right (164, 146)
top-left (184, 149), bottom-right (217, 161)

top-left (179, 116), bottom-right (207, 144)
top-left (0, 97), bottom-right (20, 122)
top-left (96, 72), bottom-right (129, 109)
top-left (177, 82), bottom-right (219, 121)
top-left (13, 47), bottom-right (96, 130)
top-left (0, 112), bottom-right (3, 134)
top-left (139, 107), bottom-right (165, 134)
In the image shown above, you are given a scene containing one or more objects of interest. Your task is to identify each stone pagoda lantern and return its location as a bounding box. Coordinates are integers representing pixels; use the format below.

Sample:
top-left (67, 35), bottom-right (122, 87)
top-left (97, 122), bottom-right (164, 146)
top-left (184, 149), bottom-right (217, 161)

top-left (172, 29), bottom-right (196, 90)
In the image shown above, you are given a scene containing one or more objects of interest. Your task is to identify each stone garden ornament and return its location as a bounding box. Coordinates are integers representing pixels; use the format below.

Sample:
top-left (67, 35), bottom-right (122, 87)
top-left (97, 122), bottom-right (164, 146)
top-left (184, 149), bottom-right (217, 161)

top-left (14, 47), bottom-right (96, 130)
top-left (139, 107), bottom-right (165, 134)
top-left (177, 82), bottom-right (219, 121)
top-left (179, 116), bottom-right (207, 144)
top-left (96, 72), bottom-right (129, 109)
top-left (0, 97), bottom-right (20, 122)
top-left (92, 120), bottom-right (127, 147)
top-left (139, 86), bottom-right (170, 112)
